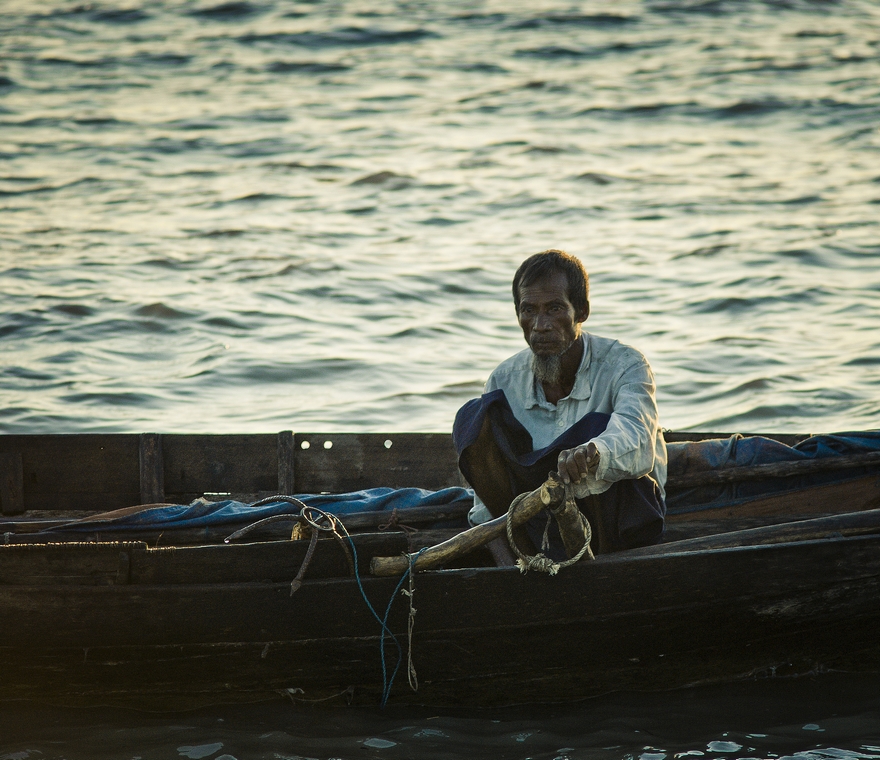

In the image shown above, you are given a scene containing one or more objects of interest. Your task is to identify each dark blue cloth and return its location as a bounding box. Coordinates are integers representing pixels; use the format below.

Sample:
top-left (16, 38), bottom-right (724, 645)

top-left (454, 389), bottom-right (616, 488)
top-left (45, 487), bottom-right (474, 533)
top-left (453, 389), bottom-right (666, 554)
top-left (666, 431), bottom-right (880, 513)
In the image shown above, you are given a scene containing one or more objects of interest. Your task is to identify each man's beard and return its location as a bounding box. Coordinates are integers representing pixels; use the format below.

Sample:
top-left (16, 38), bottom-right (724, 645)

top-left (530, 332), bottom-right (580, 386)
top-left (531, 351), bottom-right (564, 386)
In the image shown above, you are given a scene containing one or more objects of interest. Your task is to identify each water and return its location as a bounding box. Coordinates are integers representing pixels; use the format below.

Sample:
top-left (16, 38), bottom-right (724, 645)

top-left (0, 675), bottom-right (879, 758)
top-left (2, 0), bottom-right (879, 435)
top-left (2, 0), bottom-right (880, 755)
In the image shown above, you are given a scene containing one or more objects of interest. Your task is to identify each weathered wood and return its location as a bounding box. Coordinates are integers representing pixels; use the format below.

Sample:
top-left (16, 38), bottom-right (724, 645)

top-left (0, 429), bottom-right (845, 515)
top-left (294, 433), bottom-right (461, 493)
top-left (486, 536), bottom-right (516, 567)
top-left (0, 533), bottom-right (408, 586)
top-left (549, 491), bottom-right (593, 559)
top-left (0, 452), bottom-right (24, 515)
top-left (277, 430), bottom-right (295, 494)
top-left (139, 433), bottom-right (164, 505)
top-left (131, 532), bottom-right (408, 584)
top-left (161, 434), bottom-right (278, 501)
top-left (0, 434), bottom-right (141, 512)
top-left (627, 508), bottom-right (880, 557)
top-left (669, 450), bottom-right (880, 488)
top-left (665, 473), bottom-right (880, 540)
top-left (370, 475), bottom-right (565, 576)
top-left (0, 534), bottom-right (878, 706)
top-left (3, 534), bottom-right (878, 646)
top-left (0, 542), bottom-right (148, 586)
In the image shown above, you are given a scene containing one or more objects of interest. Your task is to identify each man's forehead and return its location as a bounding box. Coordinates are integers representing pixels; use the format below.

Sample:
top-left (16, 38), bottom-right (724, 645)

top-left (519, 270), bottom-right (571, 300)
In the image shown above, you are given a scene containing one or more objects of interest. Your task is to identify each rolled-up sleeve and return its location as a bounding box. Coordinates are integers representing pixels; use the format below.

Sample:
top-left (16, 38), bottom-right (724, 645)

top-left (592, 356), bottom-right (660, 483)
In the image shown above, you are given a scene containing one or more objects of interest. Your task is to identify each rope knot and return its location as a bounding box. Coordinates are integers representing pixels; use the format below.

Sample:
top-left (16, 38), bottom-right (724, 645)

top-left (515, 554), bottom-right (560, 575)
top-left (505, 481), bottom-right (595, 575)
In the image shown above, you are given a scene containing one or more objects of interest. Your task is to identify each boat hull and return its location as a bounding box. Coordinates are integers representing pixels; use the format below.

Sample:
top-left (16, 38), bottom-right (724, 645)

top-left (1, 533), bottom-right (878, 707)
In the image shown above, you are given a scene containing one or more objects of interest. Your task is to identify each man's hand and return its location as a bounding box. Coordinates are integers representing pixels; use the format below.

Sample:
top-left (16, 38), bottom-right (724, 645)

top-left (557, 442), bottom-right (600, 485)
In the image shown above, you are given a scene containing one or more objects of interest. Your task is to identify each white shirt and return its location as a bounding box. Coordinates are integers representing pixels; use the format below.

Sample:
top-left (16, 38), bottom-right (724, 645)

top-left (469, 332), bottom-right (667, 524)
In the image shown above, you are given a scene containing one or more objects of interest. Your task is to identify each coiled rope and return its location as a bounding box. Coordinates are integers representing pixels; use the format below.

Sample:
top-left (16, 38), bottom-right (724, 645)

top-left (505, 482), bottom-right (595, 574)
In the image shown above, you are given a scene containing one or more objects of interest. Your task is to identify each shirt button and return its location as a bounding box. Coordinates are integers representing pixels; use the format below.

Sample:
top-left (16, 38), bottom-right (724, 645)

top-left (557, 419), bottom-right (564, 427)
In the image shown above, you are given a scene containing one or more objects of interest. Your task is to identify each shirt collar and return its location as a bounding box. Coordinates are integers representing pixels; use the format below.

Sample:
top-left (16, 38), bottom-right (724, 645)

top-left (569, 333), bottom-right (592, 400)
top-left (525, 334), bottom-right (592, 408)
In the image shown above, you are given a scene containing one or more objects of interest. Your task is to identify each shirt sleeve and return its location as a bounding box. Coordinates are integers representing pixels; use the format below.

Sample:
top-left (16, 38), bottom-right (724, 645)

top-left (572, 351), bottom-right (661, 497)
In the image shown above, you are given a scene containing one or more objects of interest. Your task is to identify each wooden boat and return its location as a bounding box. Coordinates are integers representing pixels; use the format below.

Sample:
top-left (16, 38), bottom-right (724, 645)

top-left (1, 429), bottom-right (879, 708)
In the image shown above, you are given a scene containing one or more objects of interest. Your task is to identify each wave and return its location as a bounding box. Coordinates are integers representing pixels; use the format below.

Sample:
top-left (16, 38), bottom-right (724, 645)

top-left (189, 2), bottom-right (263, 20)
top-left (351, 171), bottom-right (413, 187)
top-left (61, 391), bottom-right (161, 407)
top-left (134, 303), bottom-right (193, 320)
top-left (51, 304), bottom-right (95, 318)
top-left (510, 13), bottom-right (640, 28)
top-left (237, 27), bottom-right (436, 48)
top-left (266, 60), bottom-right (350, 73)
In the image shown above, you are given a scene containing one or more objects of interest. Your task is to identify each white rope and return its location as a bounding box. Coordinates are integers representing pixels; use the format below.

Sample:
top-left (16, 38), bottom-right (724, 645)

top-left (505, 483), bottom-right (595, 574)
top-left (403, 557), bottom-right (419, 691)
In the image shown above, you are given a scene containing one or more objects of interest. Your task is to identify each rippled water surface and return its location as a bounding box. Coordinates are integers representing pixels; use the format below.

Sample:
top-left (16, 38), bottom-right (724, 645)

top-left (2, 0), bottom-right (879, 434)
top-left (2, 0), bottom-right (880, 754)
top-left (1, 675), bottom-right (880, 759)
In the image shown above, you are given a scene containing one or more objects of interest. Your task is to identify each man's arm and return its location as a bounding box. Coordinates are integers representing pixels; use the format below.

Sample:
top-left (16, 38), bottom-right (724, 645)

top-left (557, 353), bottom-right (661, 489)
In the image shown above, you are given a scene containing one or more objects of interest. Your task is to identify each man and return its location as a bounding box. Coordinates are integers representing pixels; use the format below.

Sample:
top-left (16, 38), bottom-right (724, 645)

top-left (453, 249), bottom-right (666, 556)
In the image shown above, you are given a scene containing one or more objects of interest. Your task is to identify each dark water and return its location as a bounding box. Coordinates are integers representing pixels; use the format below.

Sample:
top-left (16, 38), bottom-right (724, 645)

top-left (1, 675), bottom-right (879, 759)
top-left (3, 0), bottom-right (880, 754)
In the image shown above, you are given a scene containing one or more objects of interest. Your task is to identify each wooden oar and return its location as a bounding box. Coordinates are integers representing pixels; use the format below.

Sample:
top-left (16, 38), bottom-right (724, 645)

top-left (668, 450), bottom-right (880, 489)
top-left (370, 474), bottom-right (566, 576)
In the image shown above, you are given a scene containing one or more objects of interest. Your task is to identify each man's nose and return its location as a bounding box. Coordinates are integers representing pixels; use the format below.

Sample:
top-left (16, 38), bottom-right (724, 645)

top-left (534, 313), bottom-right (552, 331)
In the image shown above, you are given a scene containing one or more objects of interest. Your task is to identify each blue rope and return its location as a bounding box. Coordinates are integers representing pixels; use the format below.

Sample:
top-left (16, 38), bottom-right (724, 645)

top-left (346, 535), bottom-right (427, 707)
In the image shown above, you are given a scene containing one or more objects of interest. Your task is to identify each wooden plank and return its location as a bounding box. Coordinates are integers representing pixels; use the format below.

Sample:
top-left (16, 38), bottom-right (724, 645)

top-left (139, 433), bottom-right (164, 504)
top-left (0, 535), bottom-right (878, 708)
top-left (631, 508), bottom-right (880, 557)
top-left (294, 433), bottom-right (461, 493)
top-left (3, 604), bottom-right (879, 709)
top-left (669, 451), bottom-right (880, 488)
top-left (665, 473), bottom-right (880, 540)
top-left (161, 434), bottom-right (277, 501)
top-left (130, 532), bottom-right (408, 585)
top-left (0, 435), bottom-right (140, 512)
top-left (0, 542), bottom-right (146, 586)
top-left (277, 430), bottom-right (294, 494)
top-left (1, 604), bottom-right (878, 708)
top-left (0, 534), bottom-right (876, 649)
top-left (0, 452), bottom-right (24, 515)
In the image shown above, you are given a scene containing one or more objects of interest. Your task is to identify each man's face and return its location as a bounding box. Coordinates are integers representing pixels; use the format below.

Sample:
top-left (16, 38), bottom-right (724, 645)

top-left (517, 270), bottom-right (588, 357)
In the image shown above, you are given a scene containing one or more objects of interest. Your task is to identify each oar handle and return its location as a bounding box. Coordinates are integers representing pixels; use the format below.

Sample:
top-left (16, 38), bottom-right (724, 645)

top-left (370, 475), bottom-right (565, 576)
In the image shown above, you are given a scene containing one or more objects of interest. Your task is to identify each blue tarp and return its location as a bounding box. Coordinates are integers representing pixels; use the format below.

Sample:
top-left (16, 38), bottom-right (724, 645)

top-left (45, 487), bottom-right (474, 534)
top-left (666, 431), bottom-right (880, 513)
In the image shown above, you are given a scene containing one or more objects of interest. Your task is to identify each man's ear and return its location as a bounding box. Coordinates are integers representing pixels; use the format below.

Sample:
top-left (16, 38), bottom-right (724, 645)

top-left (578, 302), bottom-right (590, 324)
